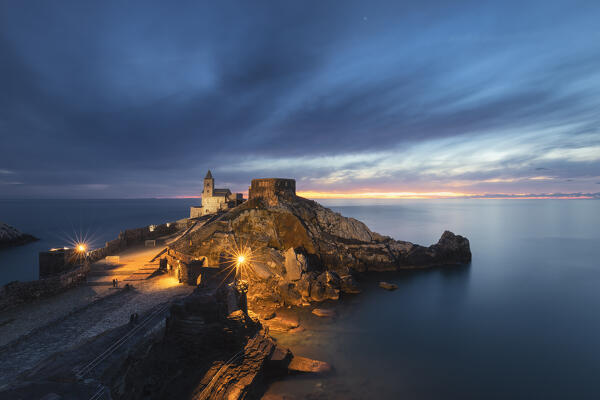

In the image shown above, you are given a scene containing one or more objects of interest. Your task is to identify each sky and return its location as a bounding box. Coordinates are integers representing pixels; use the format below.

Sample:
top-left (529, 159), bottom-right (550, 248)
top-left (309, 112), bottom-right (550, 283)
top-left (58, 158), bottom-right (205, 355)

top-left (0, 0), bottom-right (599, 199)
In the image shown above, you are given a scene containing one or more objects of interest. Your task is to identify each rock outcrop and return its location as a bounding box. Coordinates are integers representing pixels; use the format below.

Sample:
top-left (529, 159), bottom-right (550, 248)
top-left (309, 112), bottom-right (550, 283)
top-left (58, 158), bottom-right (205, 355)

top-left (379, 282), bottom-right (398, 291)
top-left (0, 222), bottom-right (38, 248)
top-left (169, 193), bottom-right (471, 306)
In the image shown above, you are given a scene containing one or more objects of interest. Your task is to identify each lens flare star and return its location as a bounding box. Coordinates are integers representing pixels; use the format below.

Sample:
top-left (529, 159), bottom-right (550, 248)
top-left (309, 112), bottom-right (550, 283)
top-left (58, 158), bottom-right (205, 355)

top-left (217, 237), bottom-right (264, 285)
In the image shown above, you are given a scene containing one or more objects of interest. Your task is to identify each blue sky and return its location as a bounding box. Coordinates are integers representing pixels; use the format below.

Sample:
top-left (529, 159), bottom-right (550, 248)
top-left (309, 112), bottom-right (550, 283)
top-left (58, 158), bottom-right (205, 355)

top-left (0, 0), bottom-right (599, 198)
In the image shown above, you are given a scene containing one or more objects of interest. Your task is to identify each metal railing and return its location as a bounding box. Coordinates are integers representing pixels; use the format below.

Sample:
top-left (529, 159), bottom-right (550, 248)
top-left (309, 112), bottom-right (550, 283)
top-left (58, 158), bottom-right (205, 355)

top-left (75, 302), bottom-right (170, 380)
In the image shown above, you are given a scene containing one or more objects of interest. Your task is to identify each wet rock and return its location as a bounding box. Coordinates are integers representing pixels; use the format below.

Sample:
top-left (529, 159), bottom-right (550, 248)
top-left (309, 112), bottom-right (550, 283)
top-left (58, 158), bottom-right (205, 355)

top-left (288, 326), bottom-right (305, 334)
top-left (296, 272), bottom-right (315, 299)
top-left (262, 394), bottom-right (299, 400)
top-left (288, 356), bottom-right (332, 374)
top-left (278, 281), bottom-right (303, 306)
top-left (309, 271), bottom-right (340, 302)
top-left (340, 275), bottom-right (361, 294)
top-left (379, 282), bottom-right (398, 291)
top-left (263, 315), bottom-right (299, 333)
top-left (312, 308), bottom-right (336, 318)
top-left (268, 345), bottom-right (293, 372)
top-left (190, 331), bottom-right (283, 399)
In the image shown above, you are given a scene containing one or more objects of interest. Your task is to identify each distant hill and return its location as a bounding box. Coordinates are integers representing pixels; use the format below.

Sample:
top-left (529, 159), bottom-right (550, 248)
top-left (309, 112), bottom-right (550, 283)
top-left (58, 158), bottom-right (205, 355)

top-left (0, 223), bottom-right (38, 249)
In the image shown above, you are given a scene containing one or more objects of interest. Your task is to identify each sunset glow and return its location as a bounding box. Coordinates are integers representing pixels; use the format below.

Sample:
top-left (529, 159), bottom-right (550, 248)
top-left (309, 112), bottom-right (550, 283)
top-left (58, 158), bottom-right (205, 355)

top-left (296, 191), bottom-right (597, 200)
top-left (297, 191), bottom-right (474, 199)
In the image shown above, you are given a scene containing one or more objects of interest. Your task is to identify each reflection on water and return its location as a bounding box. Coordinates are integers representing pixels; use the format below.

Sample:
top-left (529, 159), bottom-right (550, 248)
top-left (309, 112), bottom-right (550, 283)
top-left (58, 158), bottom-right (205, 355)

top-left (267, 199), bottom-right (600, 399)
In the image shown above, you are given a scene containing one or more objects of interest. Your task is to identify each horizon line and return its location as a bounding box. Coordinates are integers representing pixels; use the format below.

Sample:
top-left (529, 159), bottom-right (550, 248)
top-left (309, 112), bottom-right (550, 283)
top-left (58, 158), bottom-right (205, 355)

top-left (1, 191), bottom-right (599, 201)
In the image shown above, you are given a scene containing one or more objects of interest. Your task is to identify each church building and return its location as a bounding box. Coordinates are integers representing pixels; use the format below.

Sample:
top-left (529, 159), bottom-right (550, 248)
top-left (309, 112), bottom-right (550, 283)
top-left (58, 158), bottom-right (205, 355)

top-left (190, 170), bottom-right (244, 218)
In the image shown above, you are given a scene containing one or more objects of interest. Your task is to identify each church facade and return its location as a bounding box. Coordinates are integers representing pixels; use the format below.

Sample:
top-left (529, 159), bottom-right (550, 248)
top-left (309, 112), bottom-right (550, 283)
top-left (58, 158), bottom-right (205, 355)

top-left (190, 170), bottom-right (244, 218)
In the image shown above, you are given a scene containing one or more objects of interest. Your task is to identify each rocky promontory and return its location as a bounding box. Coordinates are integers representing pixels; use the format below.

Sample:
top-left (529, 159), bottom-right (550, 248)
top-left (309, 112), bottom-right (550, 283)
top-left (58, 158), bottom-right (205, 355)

top-left (0, 222), bottom-right (38, 249)
top-left (170, 187), bottom-right (471, 307)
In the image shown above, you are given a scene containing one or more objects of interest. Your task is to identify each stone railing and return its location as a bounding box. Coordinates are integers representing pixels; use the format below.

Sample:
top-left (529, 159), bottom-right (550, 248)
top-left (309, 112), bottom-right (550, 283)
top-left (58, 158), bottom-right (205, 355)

top-left (0, 263), bottom-right (90, 311)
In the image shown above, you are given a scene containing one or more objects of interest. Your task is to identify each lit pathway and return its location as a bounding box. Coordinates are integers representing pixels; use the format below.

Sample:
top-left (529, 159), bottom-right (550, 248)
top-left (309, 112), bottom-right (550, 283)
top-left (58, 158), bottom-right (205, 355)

top-left (0, 243), bottom-right (195, 388)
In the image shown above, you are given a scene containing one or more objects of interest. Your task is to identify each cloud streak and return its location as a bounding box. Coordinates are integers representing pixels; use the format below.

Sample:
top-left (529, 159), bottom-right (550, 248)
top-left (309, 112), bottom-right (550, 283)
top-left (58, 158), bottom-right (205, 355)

top-left (0, 0), bottom-right (599, 198)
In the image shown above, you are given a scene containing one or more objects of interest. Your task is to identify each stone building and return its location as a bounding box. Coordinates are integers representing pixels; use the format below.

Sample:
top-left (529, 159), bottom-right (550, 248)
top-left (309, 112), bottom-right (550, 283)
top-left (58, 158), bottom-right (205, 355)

top-left (190, 170), bottom-right (244, 218)
top-left (248, 178), bottom-right (296, 206)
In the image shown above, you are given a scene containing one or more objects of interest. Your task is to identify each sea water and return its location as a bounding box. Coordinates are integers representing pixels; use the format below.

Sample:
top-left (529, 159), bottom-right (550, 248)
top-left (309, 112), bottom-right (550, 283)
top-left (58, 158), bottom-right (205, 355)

top-left (0, 198), bottom-right (197, 284)
top-left (1, 199), bottom-right (599, 398)
top-left (268, 199), bottom-right (600, 399)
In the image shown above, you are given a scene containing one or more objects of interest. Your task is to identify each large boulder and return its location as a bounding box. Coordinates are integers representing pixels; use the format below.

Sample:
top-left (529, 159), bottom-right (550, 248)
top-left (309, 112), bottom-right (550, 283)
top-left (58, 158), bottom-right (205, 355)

top-left (402, 231), bottom-right (471, 267)
top-left (283, 248), bottom-right (307, 281)
top-left (251, 262), bottom-right (273, 280)
top-left (277, 281), bottom-right (303, 306)
top-left (340, 275), bottom-right (361, 294)
top-left (309, 271), bottom-right (341, 302)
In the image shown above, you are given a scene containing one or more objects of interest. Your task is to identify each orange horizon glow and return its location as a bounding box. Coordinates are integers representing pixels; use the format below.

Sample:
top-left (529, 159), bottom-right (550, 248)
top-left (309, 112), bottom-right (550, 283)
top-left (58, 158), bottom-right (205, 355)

top-left (296, 191), bottom-right (475, 199)
top-left (166, 191), bottom-right (595, 200)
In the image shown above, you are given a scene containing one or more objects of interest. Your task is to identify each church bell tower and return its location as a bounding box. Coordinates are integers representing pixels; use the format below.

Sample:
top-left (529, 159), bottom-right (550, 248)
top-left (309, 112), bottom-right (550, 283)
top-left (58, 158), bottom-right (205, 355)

top-left (203, 170), bottom-right (214, 198)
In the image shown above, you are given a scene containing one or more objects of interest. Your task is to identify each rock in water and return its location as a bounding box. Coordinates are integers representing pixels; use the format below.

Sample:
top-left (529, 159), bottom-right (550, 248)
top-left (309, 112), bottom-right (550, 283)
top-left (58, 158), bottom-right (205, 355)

top-left (379, 281), bottom-right (398, 291)
top-left (263, 315), bottom-right (300, 332)
top-left (312, 308), bottom-right (336, 318)
top-left (340, 274), bottom-right (362, 294)
top-left (0, 222), bottom-right (38, 248)
top-left (288, 356), bottom-right (332, 374)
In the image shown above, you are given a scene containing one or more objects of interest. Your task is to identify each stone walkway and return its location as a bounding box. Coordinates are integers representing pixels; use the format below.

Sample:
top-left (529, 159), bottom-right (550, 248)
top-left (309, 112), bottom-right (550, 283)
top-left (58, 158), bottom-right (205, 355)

top-left (0, 243), bottom-right (194, 388)
top-left (0, 283), bottom-right (114, 348)
top-left (0, 275), bottom-right (192, 387)
top-left (0, 245), bottom-right (165, 348)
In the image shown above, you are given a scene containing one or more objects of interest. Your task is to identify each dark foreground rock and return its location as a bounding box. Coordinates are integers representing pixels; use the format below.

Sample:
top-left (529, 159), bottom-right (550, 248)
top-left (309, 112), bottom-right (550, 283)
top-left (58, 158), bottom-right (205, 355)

top-left (0, 281), bottom-right (329, 400)
top-left (0, 222), bottom-right (38, 249)
top-left (109, 282), bottom-right (329, 400)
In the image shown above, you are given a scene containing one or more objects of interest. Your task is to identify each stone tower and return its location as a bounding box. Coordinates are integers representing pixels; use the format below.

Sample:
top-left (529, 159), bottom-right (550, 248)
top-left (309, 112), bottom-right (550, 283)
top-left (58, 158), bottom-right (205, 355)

top-left (248, 178), bottom-right (296, 206)
top-left (203, 170), bottom-right (214, 198)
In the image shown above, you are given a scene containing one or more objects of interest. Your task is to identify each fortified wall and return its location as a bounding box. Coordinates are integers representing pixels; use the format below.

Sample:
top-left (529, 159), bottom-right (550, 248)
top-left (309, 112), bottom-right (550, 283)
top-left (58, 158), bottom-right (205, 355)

top-left (248, 178), bottom-right (296, 206)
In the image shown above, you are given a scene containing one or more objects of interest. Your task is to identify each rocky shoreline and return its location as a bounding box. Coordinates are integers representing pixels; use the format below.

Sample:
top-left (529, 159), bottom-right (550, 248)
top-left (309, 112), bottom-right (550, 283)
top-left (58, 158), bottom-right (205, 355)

top-left (170, 190), bottom-right (471, 312)
top-left (0, 189), bottom-right (471, 399)
top-left (0, 222), bottom-right (38, 249)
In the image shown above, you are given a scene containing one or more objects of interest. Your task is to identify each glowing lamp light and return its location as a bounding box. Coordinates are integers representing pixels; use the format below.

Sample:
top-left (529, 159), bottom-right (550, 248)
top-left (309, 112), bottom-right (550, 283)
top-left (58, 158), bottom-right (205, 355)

top-left (237, 255), bottom-right (246, 266)
top-left (76, 243), bottom-right (87, 252)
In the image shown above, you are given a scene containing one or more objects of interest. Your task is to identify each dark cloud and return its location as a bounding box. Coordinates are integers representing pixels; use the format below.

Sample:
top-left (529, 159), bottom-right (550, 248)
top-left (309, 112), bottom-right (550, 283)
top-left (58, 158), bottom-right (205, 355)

top-left (0, 0), bottom-right (599, 197)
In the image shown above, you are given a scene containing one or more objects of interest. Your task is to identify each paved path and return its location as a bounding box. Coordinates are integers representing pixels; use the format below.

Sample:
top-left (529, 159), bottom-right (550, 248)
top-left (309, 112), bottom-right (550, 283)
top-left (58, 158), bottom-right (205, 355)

top-left (0, 243), bottom-right (194, 388)
top-left (86, 245), bottom-right (165, 286)
top-left (0, 245), bottom-right (164, 348)
top-left (0, 275), bottom-right (192, 387)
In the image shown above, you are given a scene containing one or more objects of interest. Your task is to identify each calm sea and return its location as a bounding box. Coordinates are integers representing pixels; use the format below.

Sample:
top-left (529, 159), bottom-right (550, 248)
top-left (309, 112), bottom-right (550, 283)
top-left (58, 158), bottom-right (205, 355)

top-left (0, 198), bottom-right (197, 284)
top-left (1, 198), bottom-right (599, 398)
top-left (271, 199), bottom-right (600, 399)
